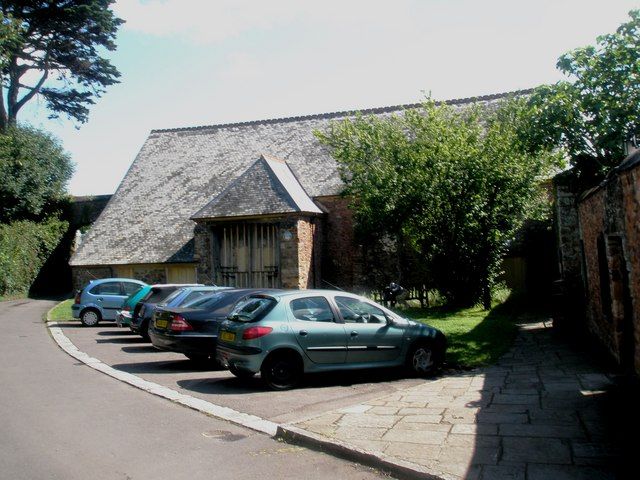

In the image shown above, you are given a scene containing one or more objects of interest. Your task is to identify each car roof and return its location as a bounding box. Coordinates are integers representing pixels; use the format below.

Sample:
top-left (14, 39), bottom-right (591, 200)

top-left (247, 289), bottom-right (361, 300)
top-left (89, 278), bottom-right (147, 284)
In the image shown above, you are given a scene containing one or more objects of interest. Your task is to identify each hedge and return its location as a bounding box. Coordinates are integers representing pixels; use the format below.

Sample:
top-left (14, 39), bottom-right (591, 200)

top-left (0, 218), bottom-right (68, 296)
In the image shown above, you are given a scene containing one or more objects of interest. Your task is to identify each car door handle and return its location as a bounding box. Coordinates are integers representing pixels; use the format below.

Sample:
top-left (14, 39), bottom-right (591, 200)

top-left (350, 331), bottom-right (359, 337)
top-left (299, 330), bottom-right (308, 337)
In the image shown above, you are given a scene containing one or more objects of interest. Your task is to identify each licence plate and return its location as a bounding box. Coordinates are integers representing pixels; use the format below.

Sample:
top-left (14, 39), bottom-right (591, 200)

top-left (155, 319), bottom-right (169, 329)
top-left (220, 331), bottom-right (236, 342)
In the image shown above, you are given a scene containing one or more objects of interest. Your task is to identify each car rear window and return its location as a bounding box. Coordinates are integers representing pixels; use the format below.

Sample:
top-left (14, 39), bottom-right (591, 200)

top-left (181, 290), bottom-right (209, 305)
top-left (145, 287), bottom-right (178, 304)
top-left (228, 296), bottom-right (276, 322)
top-left (159, 288), bottom-right (185, 306)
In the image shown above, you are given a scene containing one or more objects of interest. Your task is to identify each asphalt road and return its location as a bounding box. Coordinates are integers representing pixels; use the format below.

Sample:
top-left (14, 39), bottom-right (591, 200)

top-left (0, 299), bottom-right (389, 480)
top-left (59, 317), bottom-right (423, 424)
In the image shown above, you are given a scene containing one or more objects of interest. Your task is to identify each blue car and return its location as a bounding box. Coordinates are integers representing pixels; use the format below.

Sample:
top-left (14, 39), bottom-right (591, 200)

top-left (72, 278), bottom-right (147, 326)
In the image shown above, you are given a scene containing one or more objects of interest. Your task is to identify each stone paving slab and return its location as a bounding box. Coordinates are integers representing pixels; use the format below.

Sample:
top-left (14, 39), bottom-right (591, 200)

top-left (288, 321), bottom-right (627, 479)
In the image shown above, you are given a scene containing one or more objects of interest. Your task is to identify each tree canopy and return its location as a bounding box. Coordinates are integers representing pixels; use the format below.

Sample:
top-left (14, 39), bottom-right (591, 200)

top-left (0, 1), bottom-right (123, 131)
top-left (0, 125), bottom-right (73, 223)
top-left (318, 98), bottom-right (561, 308)
top-left (525, 9), bottom-right (640, 187)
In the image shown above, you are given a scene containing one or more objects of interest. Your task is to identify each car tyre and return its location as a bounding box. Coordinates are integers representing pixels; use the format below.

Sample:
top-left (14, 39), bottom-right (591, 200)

top-left (229, 365), bottom-right (256, 379)
top-left (261, 352), bottom-right (302, 390)
top-left (407, 342), bottom-right (439, 377)
top-left (80, 309), bottom-right (101, 327)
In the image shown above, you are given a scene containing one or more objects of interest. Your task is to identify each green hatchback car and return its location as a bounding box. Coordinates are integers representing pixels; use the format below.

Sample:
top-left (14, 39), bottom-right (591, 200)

top-left (216, 290), bottom-right (446, 390)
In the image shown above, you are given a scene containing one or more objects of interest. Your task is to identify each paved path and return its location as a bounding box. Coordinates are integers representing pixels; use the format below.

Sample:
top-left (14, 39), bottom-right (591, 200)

top-left (291, 321), bottom-right (630, 479)
top-left (0, 299), bottom-right (387, 480)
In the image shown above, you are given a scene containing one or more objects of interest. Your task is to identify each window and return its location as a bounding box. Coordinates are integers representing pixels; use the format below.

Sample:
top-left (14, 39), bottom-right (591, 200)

top-left (90, 282), bottom-right (122, 295)
top-left (228, 296), bottom-right (276, 322)
top-left (182, 290), bottom-right (208, 305)
top-left (290, 297), bottom-right (335, 322)
top-left (123, 282), bottom-right (143, 295)
top-left (147, 287), bottom-right (176, 304)
top-left (335, 296), bottom-right (387, 324)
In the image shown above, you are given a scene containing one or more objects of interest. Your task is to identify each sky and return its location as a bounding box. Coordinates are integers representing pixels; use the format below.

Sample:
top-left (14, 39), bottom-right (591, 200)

top-left (19, 0), bottom-right (640, 196)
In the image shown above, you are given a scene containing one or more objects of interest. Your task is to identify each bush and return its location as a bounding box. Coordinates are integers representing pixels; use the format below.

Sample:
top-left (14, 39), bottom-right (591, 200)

top-left (0, 218), bottom-right (68, 296)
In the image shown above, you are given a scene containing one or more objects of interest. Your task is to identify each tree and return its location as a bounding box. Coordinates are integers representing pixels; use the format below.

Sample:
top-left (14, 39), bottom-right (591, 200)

top-left (317, 99), bottom-right (561, 308)
top-left (525, 9), bottom-right (640, 187)
top-left (0, 1), bottom-right (123, 131)
top-left (0, 125), bottom-right (73, 223)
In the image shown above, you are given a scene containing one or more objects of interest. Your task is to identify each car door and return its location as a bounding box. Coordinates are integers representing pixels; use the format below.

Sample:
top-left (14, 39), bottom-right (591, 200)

top-left (91, 281), bottom-right (125, 320)
top-left (289, 295), bottom-right (347, 364)
top-left (334, 296), bottom-right (405, 364)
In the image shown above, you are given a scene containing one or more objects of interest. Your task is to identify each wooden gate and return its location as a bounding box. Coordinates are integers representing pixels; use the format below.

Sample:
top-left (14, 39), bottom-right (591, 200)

top-left (215, 223), bottom-right (280, 287)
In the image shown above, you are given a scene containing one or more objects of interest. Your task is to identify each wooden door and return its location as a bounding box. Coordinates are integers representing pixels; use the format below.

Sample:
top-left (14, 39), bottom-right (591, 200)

top-left (216, 223), bottom-right (279, 287)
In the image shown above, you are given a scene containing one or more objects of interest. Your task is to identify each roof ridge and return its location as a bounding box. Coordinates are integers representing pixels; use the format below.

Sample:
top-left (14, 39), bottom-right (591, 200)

top-left (151, 88), bottom-right (535, 134)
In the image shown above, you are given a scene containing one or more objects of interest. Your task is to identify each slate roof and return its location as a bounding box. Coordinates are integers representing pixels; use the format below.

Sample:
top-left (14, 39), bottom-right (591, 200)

top-left (70, 89), bottom-right (532, 266)
top-left (192, 154), bottom-right (323, 219)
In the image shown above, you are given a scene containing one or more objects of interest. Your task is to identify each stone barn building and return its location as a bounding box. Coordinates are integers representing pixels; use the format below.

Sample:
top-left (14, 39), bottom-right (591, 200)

top-left (70, 91), bottom-right (521, 293)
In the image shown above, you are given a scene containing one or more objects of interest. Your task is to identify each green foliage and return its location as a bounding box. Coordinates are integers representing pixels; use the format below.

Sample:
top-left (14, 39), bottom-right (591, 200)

top-left (0, 218), bottom-right (67, 296)
top-left (0, 1), bottom-right (123, 128)
top-left (525, 9), bottom-right (640, 186)
top-left (317, 98), bottom-right (561, 308)
top-left (0, 13), bottom-right (22, 69)
top-left (0, 125), bottom-right (73, 223)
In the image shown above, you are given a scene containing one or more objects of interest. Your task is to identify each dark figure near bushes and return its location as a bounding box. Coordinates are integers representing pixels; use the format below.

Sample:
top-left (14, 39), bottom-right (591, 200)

top-left (383, 282), bottom-right (405, 307)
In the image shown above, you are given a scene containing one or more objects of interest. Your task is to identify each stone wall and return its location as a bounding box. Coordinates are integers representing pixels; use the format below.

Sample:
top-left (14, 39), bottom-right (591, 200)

top-left (577, 154), bottom-right (640, 375)
top-left (193, 223), bottom-right (214, 284)
top-left (71, 264), bottom-right (168, 290)
top-left (315, 195), bottom-right (365, 291)
top-left (71, 266), bottom-right (114, 291)
top-left (620, 166), bottom-right (640, 374)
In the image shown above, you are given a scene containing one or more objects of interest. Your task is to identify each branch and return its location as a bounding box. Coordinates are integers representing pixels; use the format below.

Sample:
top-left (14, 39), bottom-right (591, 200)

top-left (14, 69), bottom-right (49, 113)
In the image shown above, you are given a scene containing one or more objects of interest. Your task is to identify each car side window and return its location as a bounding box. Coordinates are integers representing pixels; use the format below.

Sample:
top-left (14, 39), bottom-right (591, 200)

top-left (335, 296), bottom-right (387, 324)
top-left (91, 282), bottom-right (122, 295)
top-left (290, 297), bottom-right (335, 322)
top-left (122, 282), bottom-right (142, 295)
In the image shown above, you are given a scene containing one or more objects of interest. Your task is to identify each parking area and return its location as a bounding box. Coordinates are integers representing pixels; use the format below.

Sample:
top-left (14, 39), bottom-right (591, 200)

top-left (58, 321), bottom-right (425, 424)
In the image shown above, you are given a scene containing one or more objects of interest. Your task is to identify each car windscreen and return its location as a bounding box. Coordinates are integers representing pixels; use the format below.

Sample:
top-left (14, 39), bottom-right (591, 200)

top-left (182, 292), bottom-right (226, 309)
top-left (227, 296), bottom-right (277, 322)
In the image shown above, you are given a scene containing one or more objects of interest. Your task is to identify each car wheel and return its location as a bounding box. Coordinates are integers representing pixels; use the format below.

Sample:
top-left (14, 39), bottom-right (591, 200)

top-left (229, 365), bottom-right (256, 379)
top-left (80, 309), bottom-right (101, 327)
top-left (407, 342), bottom-right (439, 377)
top-left (261, 353), bottom-right (302, 390)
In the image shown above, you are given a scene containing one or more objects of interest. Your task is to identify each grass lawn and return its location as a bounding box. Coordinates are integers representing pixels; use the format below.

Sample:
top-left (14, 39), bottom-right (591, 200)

top-left (400, 295), bottom-right (540, 369)
top-left (48, 299), bottom-right (75, 321)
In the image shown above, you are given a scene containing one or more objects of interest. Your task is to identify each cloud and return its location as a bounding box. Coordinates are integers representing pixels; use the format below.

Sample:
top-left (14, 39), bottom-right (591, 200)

top-left (113, 0), bottom-right (431, 45)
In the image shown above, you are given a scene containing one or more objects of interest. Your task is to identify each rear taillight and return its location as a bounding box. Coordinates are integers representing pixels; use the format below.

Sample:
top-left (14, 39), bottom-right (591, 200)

top-left (242, 326), bottom-right (273, 340)
top-left (74, 291), bottom-right (81, 304)
top-left (170, 314), bottom-right (193, 332)
top-left (123, 305), bottom-right (131, 312)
